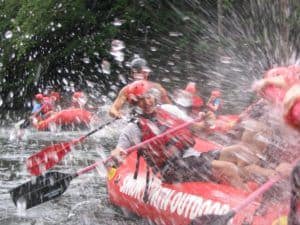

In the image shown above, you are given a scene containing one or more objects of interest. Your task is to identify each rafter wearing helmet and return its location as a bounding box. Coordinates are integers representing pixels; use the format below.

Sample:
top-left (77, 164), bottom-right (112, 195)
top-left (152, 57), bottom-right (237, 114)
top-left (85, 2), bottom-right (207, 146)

top-left (109, 57), bottom-right (171, 118)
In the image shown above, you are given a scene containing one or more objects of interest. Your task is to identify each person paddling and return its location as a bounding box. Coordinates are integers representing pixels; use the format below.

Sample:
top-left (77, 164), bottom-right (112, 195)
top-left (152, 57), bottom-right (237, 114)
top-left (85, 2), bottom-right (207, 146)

top-left (109, 57), bottom-right (171, 118)
top-left (206, 90), bottom-right (222, 114)
top-left (31, 93), bottom-right (56, 123)
top-left (71, 91), bottom-right (88, 109)
top-left (110, 80), bottom-right (248, 190)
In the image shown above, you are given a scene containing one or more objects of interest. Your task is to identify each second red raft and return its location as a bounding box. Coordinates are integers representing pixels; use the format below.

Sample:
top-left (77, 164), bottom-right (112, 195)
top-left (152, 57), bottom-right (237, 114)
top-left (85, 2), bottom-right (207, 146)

top-left (34, 108), bottom-right (93, 131)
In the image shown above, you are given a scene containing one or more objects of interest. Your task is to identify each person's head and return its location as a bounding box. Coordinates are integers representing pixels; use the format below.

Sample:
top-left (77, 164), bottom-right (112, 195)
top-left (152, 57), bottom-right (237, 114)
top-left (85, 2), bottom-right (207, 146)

top-left (130, 58), bottom-right (150, 80)
top-left (72, 91), bottom-right (87, 108)
top-left (211, 90), bottom-right (221, 98)
top-left (185, 82), bottom-right (197, 95)
top-left (35, 93), bottom-right (44, 103)
top-left (127, 80), bottom-right (159, 115)
top-left (49, 91), bottom-right (61, 103)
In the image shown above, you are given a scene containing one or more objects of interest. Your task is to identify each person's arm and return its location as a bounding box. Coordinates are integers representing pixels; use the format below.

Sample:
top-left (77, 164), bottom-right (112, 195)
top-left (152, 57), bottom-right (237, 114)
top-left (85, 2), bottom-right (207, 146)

top-left (206, 97), bottom-right (218, 112)
top-left (109, 87), bottom-right (128, 118)
top-left (110, 122), bottom-right (142, 162)
top-left (155, 83), bottom-right (172, 104)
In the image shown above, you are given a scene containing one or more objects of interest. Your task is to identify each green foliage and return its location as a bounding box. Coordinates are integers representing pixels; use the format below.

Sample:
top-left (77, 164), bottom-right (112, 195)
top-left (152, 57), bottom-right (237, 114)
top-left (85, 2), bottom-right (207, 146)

top-left (222, 0), bottom-right (234, 10)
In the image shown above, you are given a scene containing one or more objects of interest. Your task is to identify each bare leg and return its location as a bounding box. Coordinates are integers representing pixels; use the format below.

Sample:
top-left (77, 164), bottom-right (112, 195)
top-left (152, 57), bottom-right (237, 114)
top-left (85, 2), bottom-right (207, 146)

top-left (211, 160), bottom-right (250, 191)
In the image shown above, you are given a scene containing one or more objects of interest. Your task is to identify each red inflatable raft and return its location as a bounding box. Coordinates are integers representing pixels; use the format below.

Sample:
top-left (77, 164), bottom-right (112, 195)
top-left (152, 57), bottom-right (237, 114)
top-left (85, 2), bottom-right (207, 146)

top-left (34, 108), bottom-right (93, 131)
top-left (106, 137), bottom-right (290, 225)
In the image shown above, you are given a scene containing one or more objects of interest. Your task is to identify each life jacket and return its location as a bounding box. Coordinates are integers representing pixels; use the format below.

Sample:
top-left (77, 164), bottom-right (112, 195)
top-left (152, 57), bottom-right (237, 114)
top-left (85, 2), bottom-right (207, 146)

top-left (40, 97), bottom-right (54, 114)
top-left (138, 107), bottom-right (195, 169)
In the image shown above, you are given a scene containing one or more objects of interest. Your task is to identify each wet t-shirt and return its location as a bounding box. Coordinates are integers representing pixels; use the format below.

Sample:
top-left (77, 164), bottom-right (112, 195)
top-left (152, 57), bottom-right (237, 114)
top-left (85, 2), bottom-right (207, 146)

top-left (117, 122), bottom-right (142, 150)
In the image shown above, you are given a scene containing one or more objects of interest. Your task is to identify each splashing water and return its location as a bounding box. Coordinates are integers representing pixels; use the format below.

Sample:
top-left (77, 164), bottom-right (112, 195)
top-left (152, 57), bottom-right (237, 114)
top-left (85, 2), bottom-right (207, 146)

top-left (16, 197), bottom-right (27, 216)
top-left (4, 30), bottom-right (13, 39)
top-left (101, 60), bottom-right (111, 74)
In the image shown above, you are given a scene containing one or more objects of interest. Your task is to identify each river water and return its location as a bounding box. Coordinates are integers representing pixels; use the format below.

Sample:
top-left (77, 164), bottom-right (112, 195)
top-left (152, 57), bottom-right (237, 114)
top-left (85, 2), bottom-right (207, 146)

top-left (0, 120), bottom-right (150, 225)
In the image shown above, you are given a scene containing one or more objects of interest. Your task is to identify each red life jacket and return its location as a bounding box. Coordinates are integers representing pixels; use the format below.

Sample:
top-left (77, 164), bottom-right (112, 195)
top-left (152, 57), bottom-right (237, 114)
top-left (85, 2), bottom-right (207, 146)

top-left (138, 107), bottom-right (195, 169)
top-left (41, 97), bottom-right (54, 114)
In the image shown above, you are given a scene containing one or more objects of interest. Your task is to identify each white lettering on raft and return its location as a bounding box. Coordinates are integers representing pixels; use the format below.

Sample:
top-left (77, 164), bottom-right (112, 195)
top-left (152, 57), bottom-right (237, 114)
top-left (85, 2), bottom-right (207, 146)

top-left (119, 174), bottom-right (231, 220)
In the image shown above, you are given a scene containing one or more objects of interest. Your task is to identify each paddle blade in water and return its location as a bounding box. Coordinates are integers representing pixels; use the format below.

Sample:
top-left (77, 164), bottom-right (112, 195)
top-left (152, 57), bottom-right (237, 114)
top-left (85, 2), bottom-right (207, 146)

top-left (27, 141), bottom-right (75, 176)
top-left (9, 171), bottom-right (74, 209)
top-left (190, 211), bottom-right (235, 225)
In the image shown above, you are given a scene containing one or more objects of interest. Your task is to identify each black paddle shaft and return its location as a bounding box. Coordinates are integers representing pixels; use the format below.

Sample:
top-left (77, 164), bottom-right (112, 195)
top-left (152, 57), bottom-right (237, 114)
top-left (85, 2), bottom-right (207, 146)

top-left (9, 171), bottom-right (77, 209)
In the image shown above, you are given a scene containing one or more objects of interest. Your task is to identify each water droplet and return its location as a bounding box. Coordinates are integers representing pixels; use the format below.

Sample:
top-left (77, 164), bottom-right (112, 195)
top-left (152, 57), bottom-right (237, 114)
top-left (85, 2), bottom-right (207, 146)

top-left (110, 51), bottom-right (124, 62)
top-left (111, 40), bottom-right (125, 51)
top-left (57, 23), bottom-right (62, 28)
top-left (62, 78), bottom-right (68, 85)
top-left (82, 57), bottom-right (90, 64)
top-left (96, 160), bottom-right (107, 178)
top-left (220, 56), bottom-right (232, 64)
top-left (101, 60), bottom-right (111, 74)
top-left (150, 46), bottom-right (157, 52)
top-left (112, 18), bottom-right (123, 26)
top-left (167, 61), bottom-right (175, 66)
top-left (5, 30), bottom-right (13, 39)
top-left (0, 96), bottom-right (3, 106)
top-left (169, 31), bottom-right (183, 37)
top-left (182, 16), bottom-right (190, 21)
top-left (16, 197), bottom-right (27, 215)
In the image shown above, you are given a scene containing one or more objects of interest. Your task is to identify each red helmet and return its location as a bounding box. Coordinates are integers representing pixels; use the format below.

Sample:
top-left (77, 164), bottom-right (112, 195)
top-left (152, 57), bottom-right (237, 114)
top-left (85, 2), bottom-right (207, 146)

top-left (185, 82), bottom-right (197, 94)
top-left (35, 93), bottom-right (44, 101)
top-left (211, 90), bottom-right (221, 97)
top-left (50, 91), bottom-right (60, 102)
top-left (72, 91), bottom-right (85, 100)
top-left (127, 80), bottom-right (152, 102)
